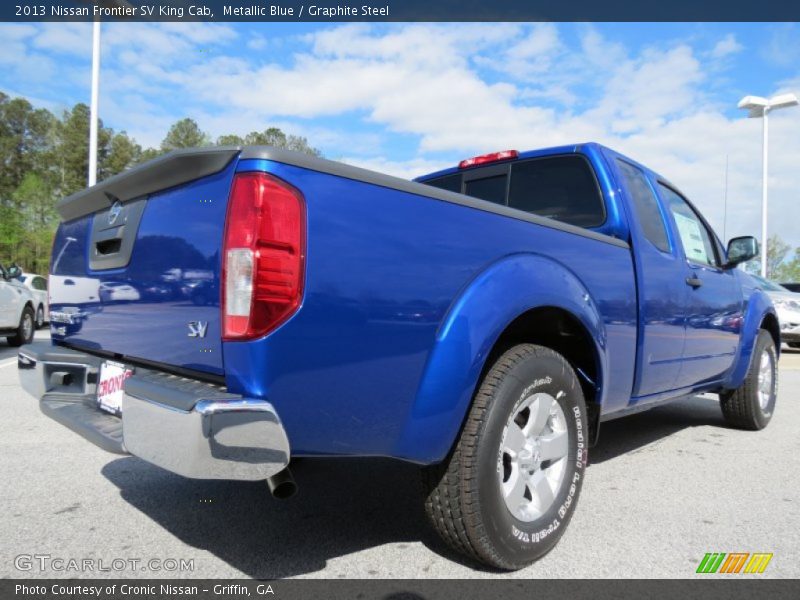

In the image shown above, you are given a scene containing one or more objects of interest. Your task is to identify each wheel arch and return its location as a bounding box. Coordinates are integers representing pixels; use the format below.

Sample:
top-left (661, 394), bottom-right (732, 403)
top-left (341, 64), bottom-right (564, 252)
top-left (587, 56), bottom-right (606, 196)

top-left (393, 253), bottom-right (608, 464)
top-left (760, 311), bottom-right (780, 355)
top-left (725, 288), bottom-right (780, 390)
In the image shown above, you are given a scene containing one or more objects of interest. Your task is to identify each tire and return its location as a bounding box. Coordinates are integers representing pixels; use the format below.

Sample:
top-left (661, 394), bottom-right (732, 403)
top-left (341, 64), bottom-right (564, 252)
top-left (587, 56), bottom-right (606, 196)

top-left (720, 330), bottom-right (778, 430)
top-left (35, 305), bottom-right (45, 329)
top-left (7, 305), bottom-right (35, 347)
top-left (421, 344), bottom-right (588, 570)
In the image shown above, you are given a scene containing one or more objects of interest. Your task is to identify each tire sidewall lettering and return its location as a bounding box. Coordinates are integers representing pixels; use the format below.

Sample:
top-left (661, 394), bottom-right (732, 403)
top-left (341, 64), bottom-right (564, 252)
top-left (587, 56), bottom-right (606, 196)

top-left (478, 352), bottom-right (588, 562)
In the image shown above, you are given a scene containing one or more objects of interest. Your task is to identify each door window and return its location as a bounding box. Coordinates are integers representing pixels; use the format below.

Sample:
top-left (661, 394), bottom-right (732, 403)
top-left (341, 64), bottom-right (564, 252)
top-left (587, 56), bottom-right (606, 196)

top-left (659, 185), bottom-right (719, 267)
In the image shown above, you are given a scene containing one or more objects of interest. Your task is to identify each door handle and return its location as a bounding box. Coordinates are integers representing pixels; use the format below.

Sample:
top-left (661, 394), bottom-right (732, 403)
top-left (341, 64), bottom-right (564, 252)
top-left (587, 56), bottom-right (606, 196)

top-left (685, 276), bottom-right (703, 288)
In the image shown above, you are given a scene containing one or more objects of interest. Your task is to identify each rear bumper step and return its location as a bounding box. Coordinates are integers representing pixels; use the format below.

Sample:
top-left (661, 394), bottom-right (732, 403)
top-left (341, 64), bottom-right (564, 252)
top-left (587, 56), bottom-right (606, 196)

top-left (18, 342), bottom-right (290, 481)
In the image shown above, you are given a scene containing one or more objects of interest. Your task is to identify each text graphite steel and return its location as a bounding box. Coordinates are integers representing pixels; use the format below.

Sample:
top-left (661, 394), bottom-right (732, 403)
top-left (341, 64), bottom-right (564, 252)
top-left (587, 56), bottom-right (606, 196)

top-left (223, 5), bottom-right (390, 16)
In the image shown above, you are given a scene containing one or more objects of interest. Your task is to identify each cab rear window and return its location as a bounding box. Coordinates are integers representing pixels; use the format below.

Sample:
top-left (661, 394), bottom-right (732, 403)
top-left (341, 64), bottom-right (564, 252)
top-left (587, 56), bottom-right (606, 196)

top-left (421, 155), bottom-right (606, 229)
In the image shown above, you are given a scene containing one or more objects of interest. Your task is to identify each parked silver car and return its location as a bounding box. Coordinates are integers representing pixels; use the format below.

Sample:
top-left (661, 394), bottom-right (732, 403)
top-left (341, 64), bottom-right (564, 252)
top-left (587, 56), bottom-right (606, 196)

top-left (751, 274), bottom-right (800, 348)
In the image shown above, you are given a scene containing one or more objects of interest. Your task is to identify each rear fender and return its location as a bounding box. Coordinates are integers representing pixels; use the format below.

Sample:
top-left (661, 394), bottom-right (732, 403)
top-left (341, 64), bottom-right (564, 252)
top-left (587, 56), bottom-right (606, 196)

top-left (393, 253), bottom-right (607, 464)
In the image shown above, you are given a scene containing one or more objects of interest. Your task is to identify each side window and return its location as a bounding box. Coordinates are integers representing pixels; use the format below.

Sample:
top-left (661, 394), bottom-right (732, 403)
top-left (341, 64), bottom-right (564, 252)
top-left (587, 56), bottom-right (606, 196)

top-left (35, 277), bottom-right (47, 291)
top-left (617, 160), bottom-right (670, 253)
top-left (659, 185), bottom-right (718, 267)
top-left (508, 156), bottom-right (605, 228)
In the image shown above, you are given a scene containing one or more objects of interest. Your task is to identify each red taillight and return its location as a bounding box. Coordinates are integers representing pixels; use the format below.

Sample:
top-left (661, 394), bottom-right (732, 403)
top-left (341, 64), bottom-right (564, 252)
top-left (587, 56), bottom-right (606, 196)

top-left (222, 172), bottom-right (306, 340)
top-left (458, 150), bottom-right (519, 169)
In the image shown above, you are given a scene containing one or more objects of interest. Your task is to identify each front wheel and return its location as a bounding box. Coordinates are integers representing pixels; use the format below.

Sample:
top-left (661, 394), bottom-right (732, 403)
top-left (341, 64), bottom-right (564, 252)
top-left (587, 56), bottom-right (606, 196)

top-left (421, 344), bottom-right (588, 570)
top-left (720, 330), bottom-right (778, 430)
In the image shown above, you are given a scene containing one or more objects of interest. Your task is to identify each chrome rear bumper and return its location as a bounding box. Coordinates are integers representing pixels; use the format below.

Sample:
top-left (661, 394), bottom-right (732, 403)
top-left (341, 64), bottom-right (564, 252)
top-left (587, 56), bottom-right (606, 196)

top-left (18, 342), bottom-right (290, 481)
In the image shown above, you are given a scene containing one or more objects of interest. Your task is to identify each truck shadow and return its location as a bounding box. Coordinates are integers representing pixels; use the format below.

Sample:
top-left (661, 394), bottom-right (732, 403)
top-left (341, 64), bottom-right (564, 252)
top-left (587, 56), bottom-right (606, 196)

top-left (101, 394), bottom-right (730, 577)
top-left (101, 456), bottom-right (455, 578)
top-left (590, 394), bottom-right (726, 464)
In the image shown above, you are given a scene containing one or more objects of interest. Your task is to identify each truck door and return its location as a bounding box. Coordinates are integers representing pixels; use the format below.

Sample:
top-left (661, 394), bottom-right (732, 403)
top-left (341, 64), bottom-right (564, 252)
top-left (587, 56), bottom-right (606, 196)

top-left (615, 160), bottom-right (688, 398)
top-left (658, 184), bottom-right (741, 387)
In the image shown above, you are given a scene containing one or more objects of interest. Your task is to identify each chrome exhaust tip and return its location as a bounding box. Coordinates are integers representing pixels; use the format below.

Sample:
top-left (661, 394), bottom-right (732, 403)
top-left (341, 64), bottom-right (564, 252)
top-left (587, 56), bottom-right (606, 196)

top-left (266, 468), bottom-right (297, 499)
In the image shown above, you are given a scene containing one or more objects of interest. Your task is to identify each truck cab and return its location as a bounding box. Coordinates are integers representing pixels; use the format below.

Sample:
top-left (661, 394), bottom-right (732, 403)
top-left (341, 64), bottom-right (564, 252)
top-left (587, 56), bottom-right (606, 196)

top-left (417, 143), bottom-right (775, 411)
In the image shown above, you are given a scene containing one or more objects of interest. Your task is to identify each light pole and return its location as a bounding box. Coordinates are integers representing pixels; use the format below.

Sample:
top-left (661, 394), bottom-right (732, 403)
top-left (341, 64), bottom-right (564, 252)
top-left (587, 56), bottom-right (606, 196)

top-left (737, 93), bottom-right (799, 277)
top-left (88, 19), bottom-right (101, 187)
top-left (88, 1), bottom-right (135, 186)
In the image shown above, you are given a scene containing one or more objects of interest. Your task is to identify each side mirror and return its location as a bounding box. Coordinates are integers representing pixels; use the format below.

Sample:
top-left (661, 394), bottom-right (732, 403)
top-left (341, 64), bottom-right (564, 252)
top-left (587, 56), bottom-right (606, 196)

top-left (6, 264), bottom-right (22, 279)
top-left (725, 236), bottom-right (759, 268)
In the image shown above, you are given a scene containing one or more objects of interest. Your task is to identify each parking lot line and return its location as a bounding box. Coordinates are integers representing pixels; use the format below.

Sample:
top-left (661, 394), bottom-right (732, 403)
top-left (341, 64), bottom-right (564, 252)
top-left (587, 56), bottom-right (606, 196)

top-left (0, 359), bottom-right (17, 369)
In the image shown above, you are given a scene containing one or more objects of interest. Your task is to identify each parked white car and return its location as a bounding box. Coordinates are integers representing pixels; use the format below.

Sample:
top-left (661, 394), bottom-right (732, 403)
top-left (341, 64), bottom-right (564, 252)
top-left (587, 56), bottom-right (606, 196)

top-left (0, 263), bottom-right (37, 346)
top-left (750, 274), bottom-right (800, 348)
top-left (98, 281), bottom-right (141, 303)
top-left (18, 273), bottom-right (49, 329)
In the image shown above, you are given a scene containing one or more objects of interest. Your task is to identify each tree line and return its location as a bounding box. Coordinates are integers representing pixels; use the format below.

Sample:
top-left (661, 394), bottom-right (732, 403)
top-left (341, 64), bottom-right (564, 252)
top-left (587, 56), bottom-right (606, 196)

top-left (0, 92), bottom-right (320, 275)
top-left (751, 234), bottom-right (800, 283)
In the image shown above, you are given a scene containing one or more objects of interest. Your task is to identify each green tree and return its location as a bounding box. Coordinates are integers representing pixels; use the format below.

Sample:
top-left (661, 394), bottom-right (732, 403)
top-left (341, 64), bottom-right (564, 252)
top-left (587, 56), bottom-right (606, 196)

top-left (216, 134), bottom-right (244, 146)
top-left (12, 172), bottom-right (56, 273)
top-left (138, 147), bottom-right (161, 164)
top-left (777, 248), bottom-right (800, 283)
top-left (745, 234), bottom-right (800, 281)
top-left (0, 92), bottom-right (54, 199)
top-left (53, 103), bottom-right (113, 196)
top-left (766, 234), bottom-right (791, 280)
top-left (161, 118), bottom-right (210, 151)
top-left (241, 127), bottom-right (320, 156)
top-left (102, 131), bottom-right (142, 177)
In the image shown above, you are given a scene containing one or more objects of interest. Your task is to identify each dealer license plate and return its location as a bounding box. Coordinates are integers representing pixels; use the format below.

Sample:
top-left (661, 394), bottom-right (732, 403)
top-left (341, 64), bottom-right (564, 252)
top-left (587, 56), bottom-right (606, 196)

top-left (97, 360), bottom-right (133, 415)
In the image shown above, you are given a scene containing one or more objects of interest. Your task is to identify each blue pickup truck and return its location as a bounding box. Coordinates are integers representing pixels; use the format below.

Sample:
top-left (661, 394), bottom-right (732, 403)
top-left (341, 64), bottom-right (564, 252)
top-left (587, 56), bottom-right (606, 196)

top-left (19, 143), bottom-right (778, 569)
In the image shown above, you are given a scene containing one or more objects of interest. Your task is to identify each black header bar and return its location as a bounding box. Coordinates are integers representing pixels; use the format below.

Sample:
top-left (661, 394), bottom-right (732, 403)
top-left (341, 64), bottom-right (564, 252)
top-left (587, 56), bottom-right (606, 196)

top-left (4, 0), bottom-right (800, 22)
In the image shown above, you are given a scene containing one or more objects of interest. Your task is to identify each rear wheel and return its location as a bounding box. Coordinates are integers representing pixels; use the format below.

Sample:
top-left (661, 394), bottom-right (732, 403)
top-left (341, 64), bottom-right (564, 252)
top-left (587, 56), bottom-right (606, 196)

top-left (421, 344), bottom-right (588, 570)
top-left (7, 306), bottom-right (35, 347)
top-left (720, 330), bottom-right (777, 430)
top-left (35, 305), bottom-right (45, 329)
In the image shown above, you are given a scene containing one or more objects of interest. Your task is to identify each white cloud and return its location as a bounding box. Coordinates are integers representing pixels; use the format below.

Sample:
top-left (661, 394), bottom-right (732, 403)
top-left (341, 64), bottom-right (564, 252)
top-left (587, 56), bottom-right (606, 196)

top-left (341, 156), bottom-right (452, 181)
top-left (761, 24), bottom-right (800, 67)
top-left (87, 24), bottom-right (800, 246)
top-left (711, 33), bottom-right (743, 59)
top-left (32, 23), bottom-right (91, 56)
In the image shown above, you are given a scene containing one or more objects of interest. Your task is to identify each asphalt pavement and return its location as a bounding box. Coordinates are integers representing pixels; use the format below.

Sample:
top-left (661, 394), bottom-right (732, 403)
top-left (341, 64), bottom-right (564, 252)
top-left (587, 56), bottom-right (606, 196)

top-left (1, 331), bottom-right (798, 579)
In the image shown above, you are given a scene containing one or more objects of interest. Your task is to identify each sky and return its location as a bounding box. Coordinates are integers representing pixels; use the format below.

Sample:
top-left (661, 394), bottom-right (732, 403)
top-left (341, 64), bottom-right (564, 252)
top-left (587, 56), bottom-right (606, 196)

top-left (2, 21), bottom-right (800, 249)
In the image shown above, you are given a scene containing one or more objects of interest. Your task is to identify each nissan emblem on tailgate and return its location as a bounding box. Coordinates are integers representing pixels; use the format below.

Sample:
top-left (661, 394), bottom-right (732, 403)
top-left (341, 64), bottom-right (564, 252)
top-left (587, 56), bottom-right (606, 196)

top-left (108, 201), bottom-right (124, 225)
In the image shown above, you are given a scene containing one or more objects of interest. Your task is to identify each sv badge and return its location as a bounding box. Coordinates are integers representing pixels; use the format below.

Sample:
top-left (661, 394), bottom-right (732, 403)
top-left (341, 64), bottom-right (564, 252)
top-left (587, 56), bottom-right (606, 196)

top-left (188, 321), bottom-right (208, 338)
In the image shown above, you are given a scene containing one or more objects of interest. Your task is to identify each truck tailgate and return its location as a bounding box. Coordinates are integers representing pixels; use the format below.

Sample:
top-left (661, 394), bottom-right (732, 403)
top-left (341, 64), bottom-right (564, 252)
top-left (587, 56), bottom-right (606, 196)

top-left (49, 154), bottom-right (239, 377)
